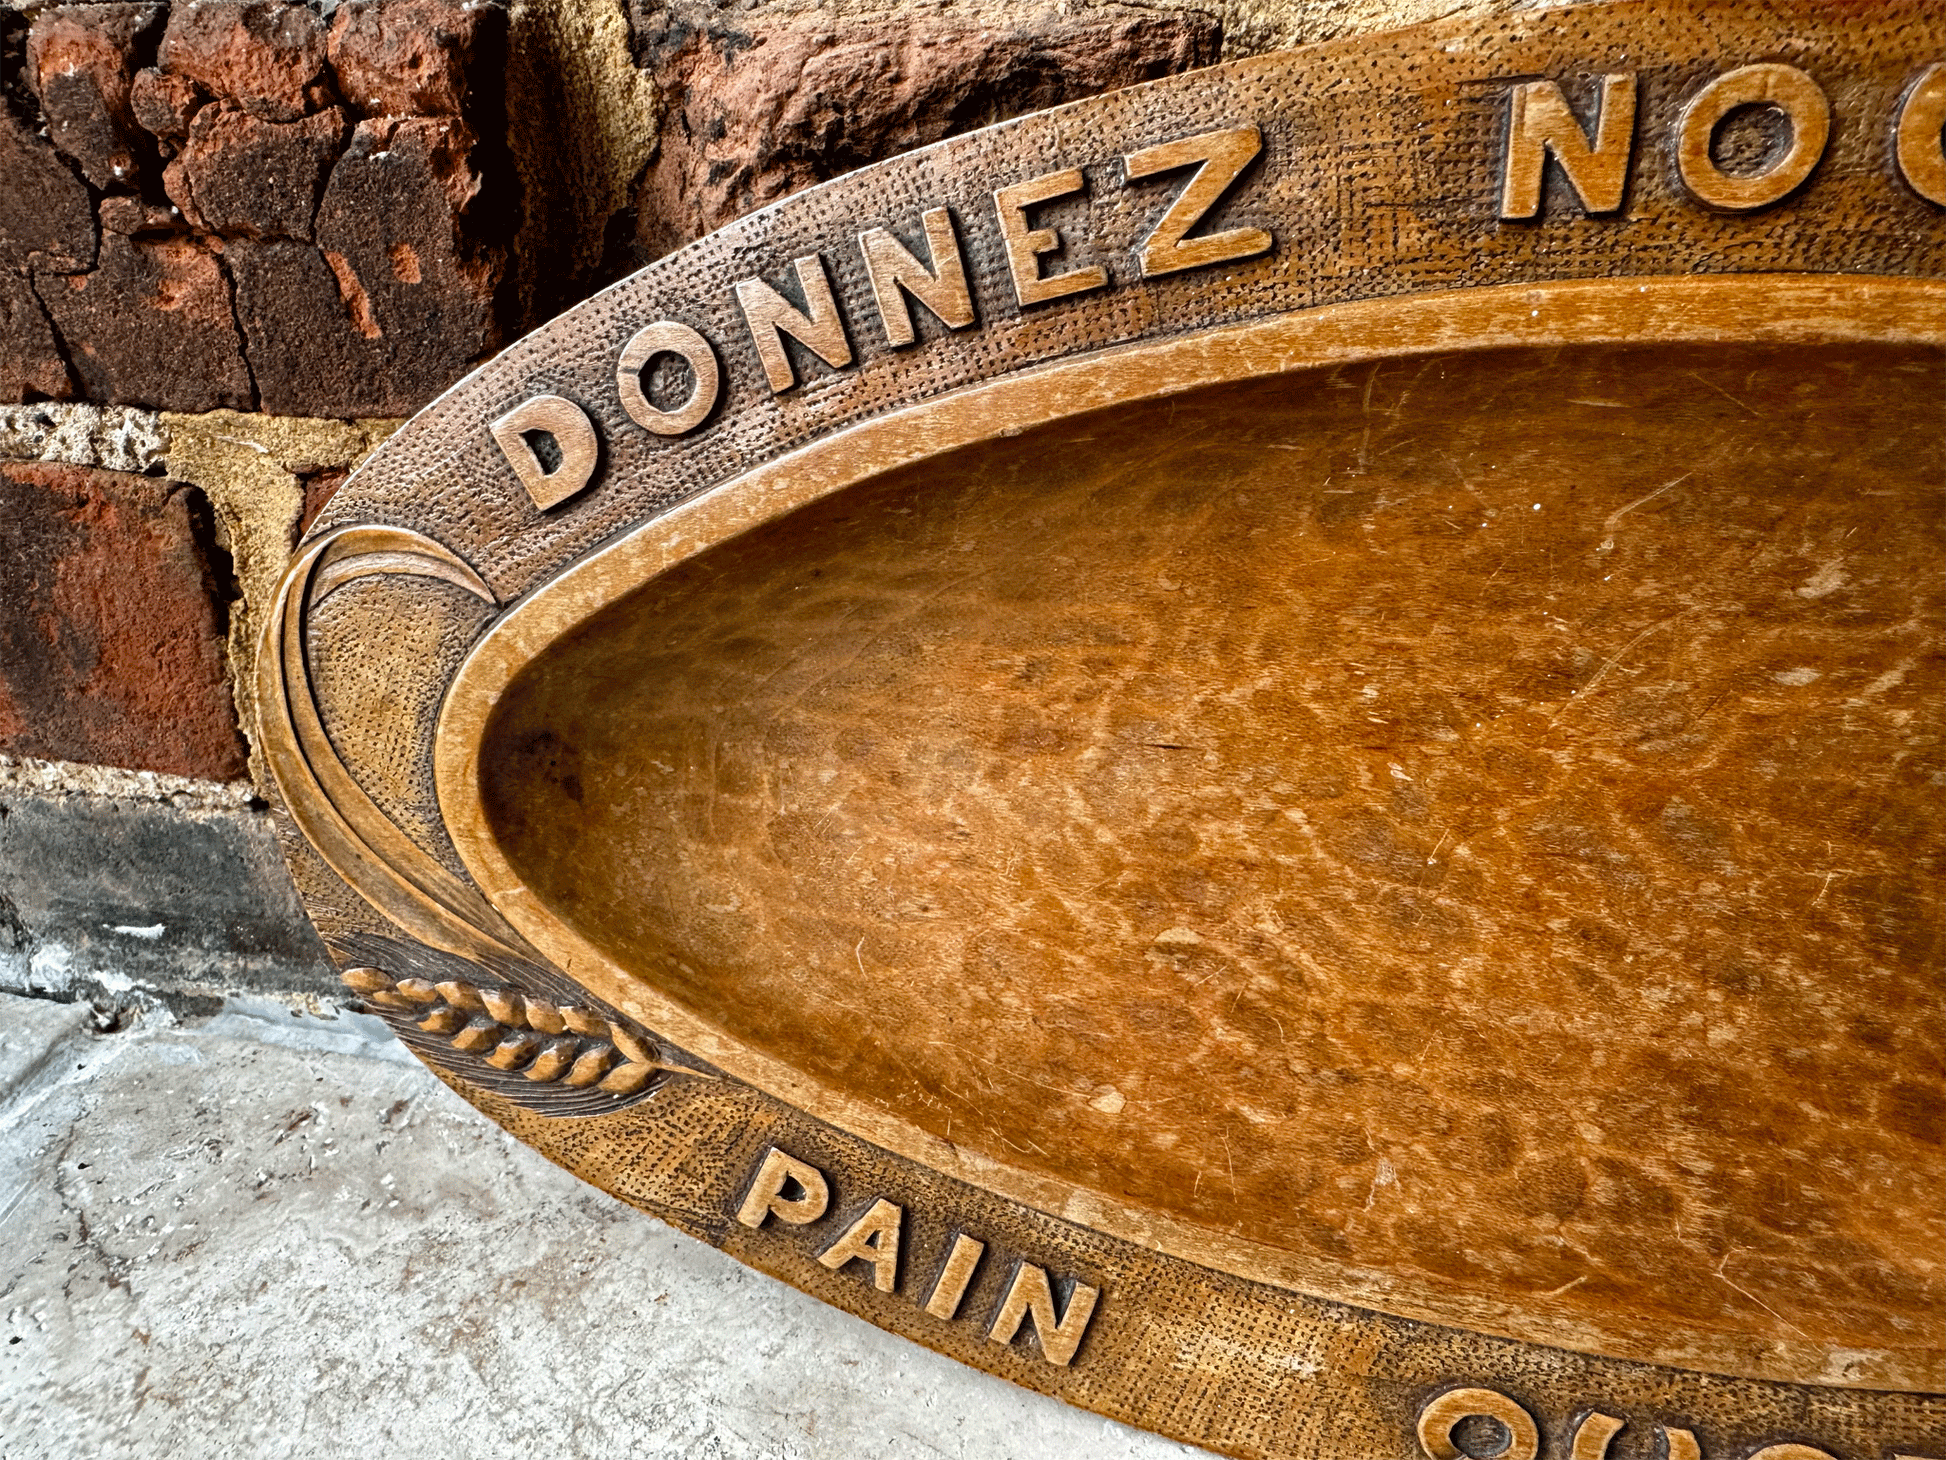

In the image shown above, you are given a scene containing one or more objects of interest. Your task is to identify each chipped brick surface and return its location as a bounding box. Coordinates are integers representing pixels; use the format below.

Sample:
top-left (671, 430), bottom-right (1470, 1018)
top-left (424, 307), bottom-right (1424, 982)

top-left (298, 465), bottom-right (348, 532)
top-left (328, 0), bottom-right (504, 119)
top-left (633, 3), bottom-right (1222, 257)
top-left (0, 276), bottom-right (73, 402)
top-left (173, 104), bottom-right (346, 238)
top-left (25, 3), bottom-right (165, 191)
top-left (0, 107), bottom-right (97, 275)
top-left (34, 233), bottom-right (253, 413)
top-left (2, 0), bottom-right (1229, 417)
top-left (0, 461), bottom-right (246, 782)
top-left (128, 64), bottom-right (203, 142)
top-left (156, 0), bottom-right (332, 123)
top-left (7, 0), bottom-right (515, 417)
top-left (232, 114), bottom-right (500, 417)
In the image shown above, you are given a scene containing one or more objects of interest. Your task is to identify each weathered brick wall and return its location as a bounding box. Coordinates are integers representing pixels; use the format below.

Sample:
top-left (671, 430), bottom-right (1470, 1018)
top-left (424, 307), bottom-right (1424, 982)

top-left (0, 0), bottom-right (1507, 1010)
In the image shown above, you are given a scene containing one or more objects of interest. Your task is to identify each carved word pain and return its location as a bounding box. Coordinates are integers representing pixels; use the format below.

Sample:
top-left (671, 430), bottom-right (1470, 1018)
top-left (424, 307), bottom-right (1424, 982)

top-left (735, 1146), bottom-right (1100, 1366)
top-left (1417, 1387), bottom-right (1942, 1460)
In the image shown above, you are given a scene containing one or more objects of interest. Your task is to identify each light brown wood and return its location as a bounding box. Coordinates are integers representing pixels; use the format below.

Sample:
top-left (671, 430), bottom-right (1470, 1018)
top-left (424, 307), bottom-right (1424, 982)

top-left (616, 321), bottom-right (721, 437)
top-left (1124, 125), bottom-right (1274, 276)
top-left (735, 256), bottom-right (854, 393)
top-left (488, 394), bottom-right (601, 511)
top-left (448, 307), bottom-right (1941, 1386)
top-left (1675, 65), bottom-right (1830, 213)
top-left (1499, 75), bottom-right (1636, 219)
top-left (255, 3), bottom-right (1946, 1454)
top-left (993, 168), bottom-right (1110, 306)
top-left (858, 208), bottom-right (977, 347)
top-left (1897, 64), bottom-right (1946, 208)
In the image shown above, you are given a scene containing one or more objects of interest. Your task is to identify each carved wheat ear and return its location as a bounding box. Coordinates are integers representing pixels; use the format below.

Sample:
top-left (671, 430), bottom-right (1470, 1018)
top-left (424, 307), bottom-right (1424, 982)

top-left (256, 526), bottom-right (529, 965)
top-left (343, 967), bottom-right (674, 1096)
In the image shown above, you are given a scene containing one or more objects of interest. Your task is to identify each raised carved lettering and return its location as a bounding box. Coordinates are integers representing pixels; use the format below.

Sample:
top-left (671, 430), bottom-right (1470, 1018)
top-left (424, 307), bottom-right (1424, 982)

top-left (616, 321), bottom-right (721, 436)
top-left (1896, 64), bottom-right (1946, 206)
top-left (489, 394), bottom-right (600, 511)
top-left (1412, 1399), bottom-right (1894, 1460)
top-left (816, 1197), bottom-right (903, 1292)
top-left (735, 255), bottom-right (854, 393)
top-left (859, 208), bottom-right (976, 347)
top-left (923, 1232), bottom-right (986, 1319)
top-left (1499, 74), bottom-right (1636, 218)
top-left (1416, 1389), bottom-right (1541, 1460)
top-left (731, 1148), bottom-right (1096, 1363)
top-left (1676, 63), bottom-right (1830, 212)
top-left (1123, 124), bottom-right (1273, 277)
top-left (734, 1146), bottom-right (831, 1228)
top-left (986, 1262), bottom-right (1099, 1367)
top-left (993, 168), bottom-right (1109, 307)
top-left (1572, 1412), bottom-right (1627, 1460)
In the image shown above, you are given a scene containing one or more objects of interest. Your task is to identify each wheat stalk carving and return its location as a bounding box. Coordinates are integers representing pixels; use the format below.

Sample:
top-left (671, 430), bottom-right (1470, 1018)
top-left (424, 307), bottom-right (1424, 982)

top-left (343, 966), bottom-right (668, 1096)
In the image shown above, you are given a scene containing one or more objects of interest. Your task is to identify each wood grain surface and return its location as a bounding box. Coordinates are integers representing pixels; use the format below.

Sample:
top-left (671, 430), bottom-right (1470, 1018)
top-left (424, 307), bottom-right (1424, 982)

top-left (258, 3), bottom-right (1946, 1454)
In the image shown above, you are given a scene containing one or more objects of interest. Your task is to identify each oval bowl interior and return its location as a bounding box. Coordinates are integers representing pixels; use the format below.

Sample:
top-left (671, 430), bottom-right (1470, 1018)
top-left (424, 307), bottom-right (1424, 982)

top-left (437, 285), bottom-right (1943, 1389)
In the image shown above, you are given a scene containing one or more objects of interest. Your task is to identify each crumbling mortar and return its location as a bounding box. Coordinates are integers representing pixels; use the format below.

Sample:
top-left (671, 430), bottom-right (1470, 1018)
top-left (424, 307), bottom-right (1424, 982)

top-left (0, 403), bottom-right (166, 471)
top-left (504, 0), bottom-right (660, 325)
top-left (156, 408), bottom-right (402, 786)
top-left (0, 752), bottom-right (256, 809)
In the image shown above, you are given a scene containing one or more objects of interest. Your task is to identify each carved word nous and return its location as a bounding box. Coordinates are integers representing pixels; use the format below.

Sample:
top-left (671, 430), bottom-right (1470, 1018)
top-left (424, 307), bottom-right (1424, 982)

top-left (1417, 1387), bottom-right (1941, 1460)
top-left (735, 1145), bottom-right (1101, 1367)
top-left (1502, 61), bottom-right (1945, 218)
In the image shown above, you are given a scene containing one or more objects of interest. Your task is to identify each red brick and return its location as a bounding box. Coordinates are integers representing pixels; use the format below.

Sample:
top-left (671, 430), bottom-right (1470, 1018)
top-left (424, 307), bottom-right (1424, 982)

top-left (233, 115), bottom-right (501, 416)
top-left (173, 105), bottom-right (347, 239)
top-left (34, 233), bottom-right (254, 412)
top-left (0, 107), bottom-right (96, 274)
top-left (327, 0), bottom-right (505, 119)
top-left (129, 66), bottom-right (206, 144)
top-left (299, 467), bottom-right (347, 532)
top-left (99, 197), bottom-right (182, 237)
top-left (158, 0), bottom-right (332, 122)
top-left (0, 462), bottom-right (246, 782)
top-left (634, 4), bottom-right (1221, 257)
top-left (0, 275), bottom-right (73, 401)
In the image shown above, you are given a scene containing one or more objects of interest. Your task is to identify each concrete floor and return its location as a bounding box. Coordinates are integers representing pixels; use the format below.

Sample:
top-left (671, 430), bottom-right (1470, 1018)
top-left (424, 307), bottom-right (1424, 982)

top-left (0, 991), bottom-right (1210, 1460)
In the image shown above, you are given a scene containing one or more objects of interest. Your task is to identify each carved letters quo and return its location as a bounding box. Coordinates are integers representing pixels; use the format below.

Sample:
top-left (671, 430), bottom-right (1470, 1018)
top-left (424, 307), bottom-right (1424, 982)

top-left (735, 1146), bottom-right (1101, 1367)
top-left (1416, 1388), bottom-right (1942, 1460)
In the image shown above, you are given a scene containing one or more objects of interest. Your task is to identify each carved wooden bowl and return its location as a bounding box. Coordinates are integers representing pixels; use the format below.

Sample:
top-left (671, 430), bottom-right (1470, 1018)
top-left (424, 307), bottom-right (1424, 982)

top-left (456, 334), bottom-right (1940, 1387)
top-left (261, 3), bottom-right (1945, 1454)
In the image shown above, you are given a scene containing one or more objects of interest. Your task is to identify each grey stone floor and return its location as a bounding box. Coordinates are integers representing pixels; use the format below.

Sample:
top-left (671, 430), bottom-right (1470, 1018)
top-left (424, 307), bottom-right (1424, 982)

top-left (0, 991), bottom-right (1210, 1460)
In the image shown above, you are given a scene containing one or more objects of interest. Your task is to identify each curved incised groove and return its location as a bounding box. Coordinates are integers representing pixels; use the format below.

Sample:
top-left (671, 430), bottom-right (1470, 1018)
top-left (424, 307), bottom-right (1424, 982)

top-left (251, 0), bottom-right (1946, 1444)
top-left (257, 526), bottom-right (532, 965)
